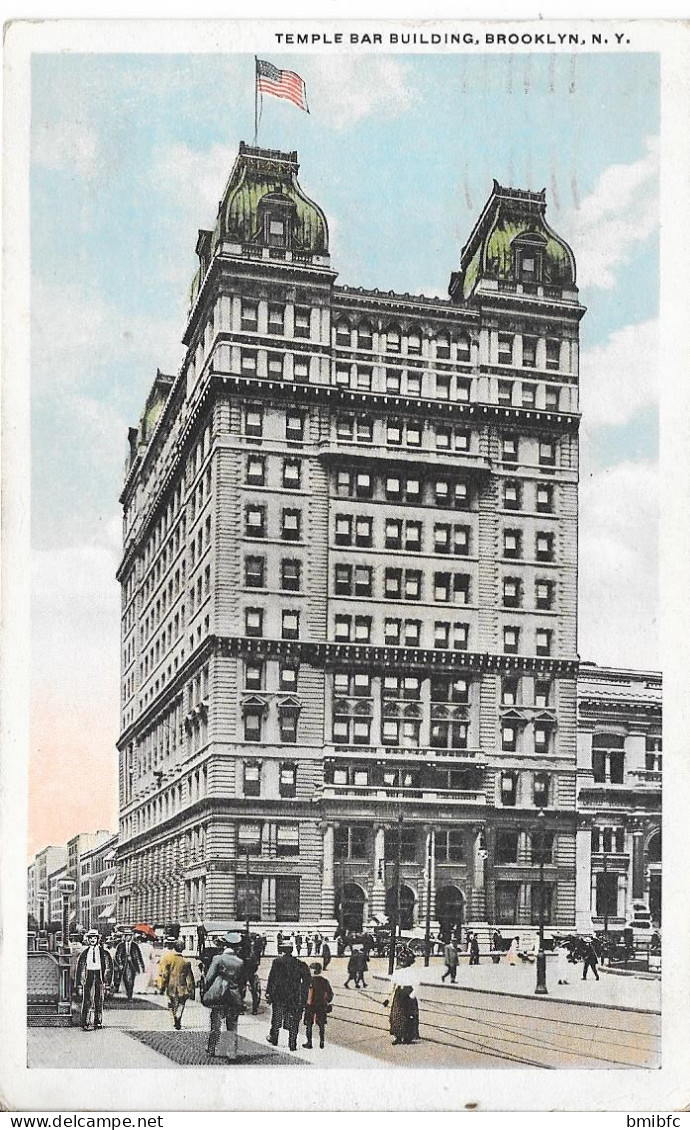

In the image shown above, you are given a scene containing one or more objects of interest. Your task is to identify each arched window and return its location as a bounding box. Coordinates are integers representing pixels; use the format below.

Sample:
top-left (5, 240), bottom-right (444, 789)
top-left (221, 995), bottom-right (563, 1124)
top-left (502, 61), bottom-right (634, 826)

top-left (335, 320), bottom-right (351, 347)
top-left (436, 333), bottom-right (450, 360)
top-left (647, 830), bottom-right (662, 863)
top-left (385, 324), bottom-right (401, 354)
top-left (407, 326), bottom-right (422, 356)
top-left (357, 321), bottom-right (373, 350)
top-left (511, 233), bottom-right (547, 283)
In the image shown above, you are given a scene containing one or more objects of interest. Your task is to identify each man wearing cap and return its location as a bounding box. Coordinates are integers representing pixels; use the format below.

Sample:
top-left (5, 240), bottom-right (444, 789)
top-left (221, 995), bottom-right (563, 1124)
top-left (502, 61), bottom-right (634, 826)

top-left (265, 942), bottom-right (312, 1052)
top-left (203, 933), bottom-right (245, 1061)
top-left (75, 930), bottom-right (113, 1031)
top-left (113, 928), bottom-right (145, 1000)
top-left (158, 940), bottom-right (196, 1029)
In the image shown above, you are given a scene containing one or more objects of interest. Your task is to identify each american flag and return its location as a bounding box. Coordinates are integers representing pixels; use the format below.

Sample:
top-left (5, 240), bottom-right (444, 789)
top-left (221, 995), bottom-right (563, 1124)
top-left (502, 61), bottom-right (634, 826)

top-left (256, 58), bottom-right (309, 113)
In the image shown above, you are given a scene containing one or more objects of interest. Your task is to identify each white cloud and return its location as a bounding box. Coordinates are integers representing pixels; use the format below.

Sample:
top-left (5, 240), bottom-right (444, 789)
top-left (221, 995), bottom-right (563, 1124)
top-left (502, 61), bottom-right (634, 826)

top-left (580, 319), bottom-right (658, 430)
top-left (568, 136), bottom-right (658, 290)
top-left (307, 57), bottom-right (416, 130)
top-left (579, 460), bottom-right (659, 668)
top-left (32, 120), bottom-right (101, 178)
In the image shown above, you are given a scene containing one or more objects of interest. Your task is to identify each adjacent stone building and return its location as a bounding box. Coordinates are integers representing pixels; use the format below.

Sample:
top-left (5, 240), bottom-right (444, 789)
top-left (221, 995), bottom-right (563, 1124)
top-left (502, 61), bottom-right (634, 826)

top-left (115, 141), bottom-right (589, 935)
top-left (576, 663), bottom-right (662, 933)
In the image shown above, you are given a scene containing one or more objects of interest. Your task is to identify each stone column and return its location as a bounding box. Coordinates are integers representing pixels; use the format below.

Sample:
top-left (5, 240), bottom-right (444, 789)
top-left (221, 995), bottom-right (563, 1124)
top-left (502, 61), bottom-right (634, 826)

top-left (423, 828), bottom-right (436, 923)
top-left (631, 824), bottom-right (645, 901)
top-left (321, 824), bottom-right (335, 919)
top-left (371, 826), bottom-right (386, 918)
top-left (575, 817), bottom-right (594, 933)
top-left (470, 825), bottom-right (487, 920)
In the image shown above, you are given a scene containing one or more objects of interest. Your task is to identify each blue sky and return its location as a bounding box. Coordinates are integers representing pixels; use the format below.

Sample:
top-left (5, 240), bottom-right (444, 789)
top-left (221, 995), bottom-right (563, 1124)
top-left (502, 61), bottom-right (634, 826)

top-left (29, 49), bottom-right (659, 848)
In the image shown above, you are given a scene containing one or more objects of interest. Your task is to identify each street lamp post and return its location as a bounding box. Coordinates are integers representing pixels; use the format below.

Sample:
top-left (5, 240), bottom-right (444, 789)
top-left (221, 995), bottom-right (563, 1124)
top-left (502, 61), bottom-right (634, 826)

top-left (387, 812), bottom-right (403, 976)
top-left (244, 850), bottom-right (251, 939)
top-left (534, 810), bottom-right (548, 996)
top-left (424, 827), bottom-right (433, 967)
top-left (602, 851), bottom-right (609, 966)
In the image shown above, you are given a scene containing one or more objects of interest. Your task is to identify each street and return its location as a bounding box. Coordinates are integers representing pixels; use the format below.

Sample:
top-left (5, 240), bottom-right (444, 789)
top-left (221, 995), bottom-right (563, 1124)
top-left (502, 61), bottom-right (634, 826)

top-left (28, 956), bottom-right (660, 1071)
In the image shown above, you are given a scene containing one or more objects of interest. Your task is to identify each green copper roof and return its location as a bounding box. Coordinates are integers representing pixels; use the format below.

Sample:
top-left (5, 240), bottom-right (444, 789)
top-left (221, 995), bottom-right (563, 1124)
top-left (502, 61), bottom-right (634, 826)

top-left (454, 181), bottom-right (576, 301)
top-left (215, 143), bottom-right (328, 253)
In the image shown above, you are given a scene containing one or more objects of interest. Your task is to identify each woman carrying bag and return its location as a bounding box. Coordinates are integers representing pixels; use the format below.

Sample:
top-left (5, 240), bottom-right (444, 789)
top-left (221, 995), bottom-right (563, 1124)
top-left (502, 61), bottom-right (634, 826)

top-left (202, 932), bottom-right (245, 1061)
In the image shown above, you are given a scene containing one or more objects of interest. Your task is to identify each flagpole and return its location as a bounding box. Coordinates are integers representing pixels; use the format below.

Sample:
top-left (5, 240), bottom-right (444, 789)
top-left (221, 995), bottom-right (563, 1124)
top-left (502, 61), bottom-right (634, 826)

top-left (254, 57), bottom-right (258, 146)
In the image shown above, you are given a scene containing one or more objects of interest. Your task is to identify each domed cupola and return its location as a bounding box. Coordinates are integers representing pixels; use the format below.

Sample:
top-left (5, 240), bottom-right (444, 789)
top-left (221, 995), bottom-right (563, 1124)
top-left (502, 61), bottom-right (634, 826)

top-left (450, 180), bottom-right (576, 303)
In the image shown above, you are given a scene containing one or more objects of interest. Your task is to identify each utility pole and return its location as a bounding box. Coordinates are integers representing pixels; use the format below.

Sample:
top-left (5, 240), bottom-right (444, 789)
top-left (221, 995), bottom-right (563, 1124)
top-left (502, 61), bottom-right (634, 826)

top-left (424, 828), bottom-right (433, 967)
top-left (388, 812), bottom-right (403, 975)
top-left (534, 810), bottom-right (548, 996)
top-left (602, 850), bottom-right (609, 965)
top-left (244, 850), bottom-right (251, 938)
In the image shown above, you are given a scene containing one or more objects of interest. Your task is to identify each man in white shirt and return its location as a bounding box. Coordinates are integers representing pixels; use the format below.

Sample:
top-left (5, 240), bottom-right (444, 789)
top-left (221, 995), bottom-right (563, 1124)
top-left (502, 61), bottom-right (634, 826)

top-left (75, 930), bottom-right (113, 1030)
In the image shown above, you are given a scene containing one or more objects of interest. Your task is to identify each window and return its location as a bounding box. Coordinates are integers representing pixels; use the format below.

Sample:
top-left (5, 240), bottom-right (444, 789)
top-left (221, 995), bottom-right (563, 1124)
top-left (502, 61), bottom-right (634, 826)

top-left (268, 304), bottom-right (284, 334)
top-left (356, 367), bottom-right (372, 391)
top-left (536, 484), bottom-right (553, 513)
top-left (504, 481), bottom-right (522, 510)
top-left (386, 369), bottom-right (401, 393)
top-left (502, 436), bottom-right (518, 464)
top-left (245, 556), bottom-right (265, 588)
top-left (503, 577), bottom-right (522, 608)
top-left (282, 509), bottom-right (302, 541)
top-left (535, 532), bottom-right (554, 562)
top-left (385, 519), bottom-right (402, 550)
top-left (535, 629), bottom-right (552, 656)
top-left (457, 335), bottom-right (471, 362)
top-left (275, 876), bottom-right (300, 921)
top-left (498, 380), bottom-right (512, 406)
top-left (335, 363), bottom-right (351, 388)
top-left (276, 823), bottom-right (299, 855)
top-left (645, 735), bottom-right (663, 773)
top-left (535, 580), bottom-right (553, 610)
top-left (354, 566), bottom-right (372, 596)
top-left (539, 441), bottom-right (556, 467)
top-left (335, 320), bottom-right (351, 347)
top-left (355, 472), bottom-right (372, 499)
top-left (243, 762), bottom-right (261, 796)
top-left (534, 680), bottom-right (551, 708)
top-left (434, 572), bottom-right (451, 602)
top-left (335, 470), bottom-right (352, 497)
top-left (545, 339), bottom-right (560, 370)
top-left (245, 405), bottom-right (263, 437)
top-left (534, 725), bottom-right (550, 753)
top-left (436, 373), bottom-right (451, 400)
top-left (334, 825), bottom-right (368, 861)
top-left (503, 529), bottom-right (522, 559)
top-left (282, 459), bottom-right (301, 489)
top-left (434, 621), bottom-right (450, 649)
top-left (495, 882), bottom-right (519, 924)
top-left (592, 734), bottom-right (625, 784)
top-left (334, 563), bottom-right (351, 595)
top-left (267, 352), bottom-right (284, 379)
top-left (386, 474), bottom-right (403, 499)
top-left (504, 626), bottom-right (520, 654)
top-left (407, 329), bottom-right (422, 356)
top-left (406, 372), bottom-right (422, 397)
top-left (282, 610), bottom-right (300, 640)
top-left (238, 823), bottom-right (261, 856)
top-left (241, 300), bottom-right (258, 332)
top-left (353, 672), bottom-right (372, 697)
top-left (281, 558), bottom-right (301, 592)
top-left (430, 675), bottom-right (469, 703)
top-left (334, 616), bottom-right (351, 642)
top-left (502, 676), bottom-right (519, 705)
top-left (405, 521), bottom-right (422, 551)
top-left (279, 708), bottom-right (299, 743)
top-left (544, 386), bottom-right (560, 411)
top-left (241, 350), bottom-right (258, 375)
top-left (502, 725), bottom-right (518, 753)
top-left (404, 571), bottom-right (422, 600)
top-left (387, 419), bottom-right (402, 445)
top-left (430, 721), bottom-right (468, 750)
top-left (404, 620), bottom-right (421, 646)
top-left (384, 619), bottom-right (401, 646)
top-left (279, 663), bottom-right (298, 691)
top-left (293, 358), bottom-right (309, 384)
top-left (294, 307), bottom-right (310, 338)
top-left (534, 772), bottom-right (550, 807)
top-left (522, 336), bottom-right (537, 367)
top-left (356, 418), bottom-right (373, 443)
top-left (456, 379), bottom-right (471, 403)
top-left (243, 710), bottom-right (263, 742)
top-left (434, 524), bottom-right (451, 554)
top-left (286, 412), bottom-right (304, 442)
top-left (245, 662), bottom-right (264, 691)
top-left (354, 616), bottom-right (371, 643)
top-left (246, 455), bottom-right (265, 486)
top-left (358, 323), bottom-right (373, 350)
top-left (278, 765), bottom-right (297, 799)
top-left (436, 334), bottom-right (451, 360)
top-left (335, 515), bottom-right (352, 546)
top-left (245, 607), bottom-right (263, 637)
top-left (355, 516), bottom-right (373, 547)
top-left (453, 622), bottom-right (469, 650)
top-left (498, 334), bottom-right (513, 365)
top-left (385, 568), bottom-right (402, 599)
top-left (353, 719), bottom-right (371, 745)
top-left (495, 831), bottom-right (519, 864)
top-left (521, 384), bottom-right (536, 408)
top-left (531, 831), bottom-right (554, 864)
top-left (385, 826), bottom-right (417, 863)
top-left (500, 771), bottom-right (518, 806)
top-left (386, 327), bottom-right (401, 354)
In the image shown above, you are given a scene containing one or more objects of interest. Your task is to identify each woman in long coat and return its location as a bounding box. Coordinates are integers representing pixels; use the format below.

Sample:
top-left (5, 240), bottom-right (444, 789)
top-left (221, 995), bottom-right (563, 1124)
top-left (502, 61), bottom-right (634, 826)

top-left (388, 985), bottom-right (419, 1045)
top-left (203, 935), bottom-right (245, 1060)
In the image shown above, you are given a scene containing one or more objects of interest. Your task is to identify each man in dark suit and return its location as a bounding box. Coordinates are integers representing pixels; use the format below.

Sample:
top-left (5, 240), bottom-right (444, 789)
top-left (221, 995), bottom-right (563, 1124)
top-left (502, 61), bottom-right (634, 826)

top-left (75, 929), bottom-right (113, 1030)
top-left (265, 943), bottom-right (312, 1051)
top-left (113, 928), bottom-right (145, 999)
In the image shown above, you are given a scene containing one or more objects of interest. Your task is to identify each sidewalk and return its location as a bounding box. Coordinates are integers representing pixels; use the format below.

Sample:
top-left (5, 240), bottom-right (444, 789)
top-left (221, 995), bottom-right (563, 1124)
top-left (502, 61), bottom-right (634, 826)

top-left (385, 955), bottom-right (661, 1013)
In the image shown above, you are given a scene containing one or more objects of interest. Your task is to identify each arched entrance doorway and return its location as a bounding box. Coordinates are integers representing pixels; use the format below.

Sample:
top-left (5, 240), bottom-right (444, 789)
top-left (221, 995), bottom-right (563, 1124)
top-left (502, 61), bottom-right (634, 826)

top-left (335, 883), bottom-right (366, 933)
top-left (385, 884), bottom-right (416, 931)
top-left (435, 885), bottom-right (465, 943)
top-left (647, 830), bottom-right (662, 926)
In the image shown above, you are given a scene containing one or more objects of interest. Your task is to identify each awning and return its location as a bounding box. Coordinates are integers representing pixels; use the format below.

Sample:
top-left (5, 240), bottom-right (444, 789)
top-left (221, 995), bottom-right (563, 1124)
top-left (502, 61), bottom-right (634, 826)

top-left (103, 850), bottom-right (117, 862)
top-left (99, 904), bottom-right (115, 919)
top-left (99, 877), bottom-right (115, 892)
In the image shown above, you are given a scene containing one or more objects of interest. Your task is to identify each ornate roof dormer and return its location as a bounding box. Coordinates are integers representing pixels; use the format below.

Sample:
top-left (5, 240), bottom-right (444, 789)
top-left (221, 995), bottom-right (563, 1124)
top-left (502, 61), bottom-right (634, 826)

top-left (449, 180), bottom-right (577, 303)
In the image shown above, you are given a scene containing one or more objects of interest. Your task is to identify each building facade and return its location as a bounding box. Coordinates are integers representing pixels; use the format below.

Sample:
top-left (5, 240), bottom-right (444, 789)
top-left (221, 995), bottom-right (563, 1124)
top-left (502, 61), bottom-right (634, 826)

top-left (34, 845), bottom-right (68, 929)
top-left (116, 142), bottom-right (585, 934)
top-left (67, 830), bottom-right (111, 931)
top-left (83, 833), bottom-right (119, 934)
top-left (575, 663), bottom-right (662, 933)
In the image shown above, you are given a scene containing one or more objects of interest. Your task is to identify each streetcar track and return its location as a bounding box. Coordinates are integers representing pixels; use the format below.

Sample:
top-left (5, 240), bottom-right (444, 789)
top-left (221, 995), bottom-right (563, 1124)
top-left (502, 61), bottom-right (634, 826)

top-left (332, 991), bottom-right (658, 1069)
